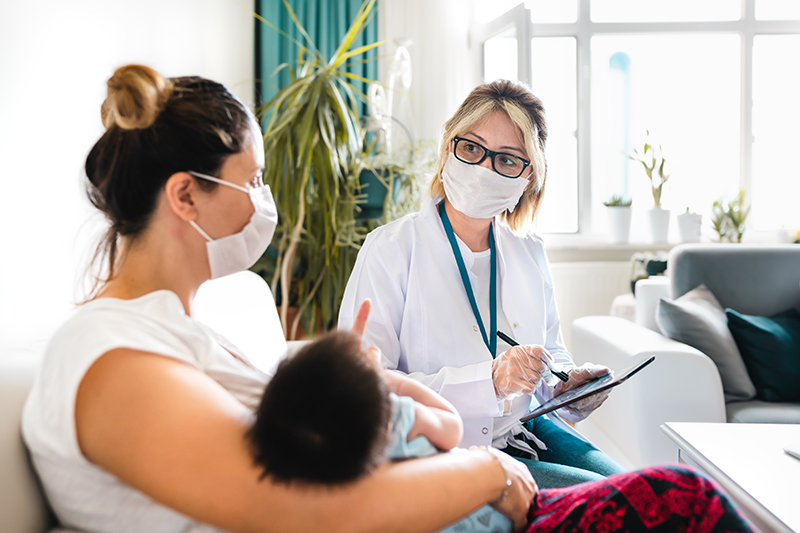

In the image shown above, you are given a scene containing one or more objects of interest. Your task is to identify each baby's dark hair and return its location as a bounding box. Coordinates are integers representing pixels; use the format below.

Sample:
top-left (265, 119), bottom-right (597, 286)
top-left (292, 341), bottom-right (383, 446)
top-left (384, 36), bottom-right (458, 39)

top-left (248, 331), bottom-right (391, 484)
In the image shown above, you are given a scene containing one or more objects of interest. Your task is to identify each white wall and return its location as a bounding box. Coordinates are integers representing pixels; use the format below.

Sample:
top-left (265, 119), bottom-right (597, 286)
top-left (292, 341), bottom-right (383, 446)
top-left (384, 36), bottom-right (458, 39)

top-left (550, 262), bottom-right (632, 350)
top-left (377, 0), bottom-right (475, 145)
top-left (0, 0), bottom-right (254, 353)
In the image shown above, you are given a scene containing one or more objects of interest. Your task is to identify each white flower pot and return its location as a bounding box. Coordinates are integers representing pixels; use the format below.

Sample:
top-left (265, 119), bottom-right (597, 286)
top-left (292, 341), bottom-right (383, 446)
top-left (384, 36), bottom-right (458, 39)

top-left (606, 206), bottom-right (632, 244)
top-left (648, 208), bottom-right (671, 243)
top-left (677, 211), bottom-right (702, 242)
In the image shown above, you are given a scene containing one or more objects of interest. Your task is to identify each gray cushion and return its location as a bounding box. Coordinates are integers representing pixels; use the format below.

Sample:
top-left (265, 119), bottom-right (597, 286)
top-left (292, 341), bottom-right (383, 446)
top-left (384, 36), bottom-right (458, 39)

top-left (726, 400), bottom-right (800, 423)
top-left (656, 284), bottom-right (757, 402)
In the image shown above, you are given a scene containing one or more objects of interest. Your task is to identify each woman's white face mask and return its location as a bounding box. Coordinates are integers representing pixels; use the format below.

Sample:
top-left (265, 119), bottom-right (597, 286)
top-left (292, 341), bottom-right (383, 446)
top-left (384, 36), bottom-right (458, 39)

top-left (441, 153), bottom-right (530, 219)
top-left (188, 171), bottom-right (278, 279)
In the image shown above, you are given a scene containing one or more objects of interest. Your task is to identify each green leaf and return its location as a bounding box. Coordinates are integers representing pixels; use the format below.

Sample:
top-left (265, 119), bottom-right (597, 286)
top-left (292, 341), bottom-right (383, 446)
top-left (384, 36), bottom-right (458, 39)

top-left (334, 40), bottom-right (385, 67)
top-left (280, 0), bottom-right (324, 63)
top-left (253, 0), bottom-right (413, 335)
top-left (329, 0), bottom-right (378, 66)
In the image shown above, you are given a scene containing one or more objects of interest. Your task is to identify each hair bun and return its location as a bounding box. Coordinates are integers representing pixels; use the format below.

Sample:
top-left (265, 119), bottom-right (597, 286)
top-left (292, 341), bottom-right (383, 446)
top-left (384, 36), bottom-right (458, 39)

top-left (101, 64), bottom-right (173, 130)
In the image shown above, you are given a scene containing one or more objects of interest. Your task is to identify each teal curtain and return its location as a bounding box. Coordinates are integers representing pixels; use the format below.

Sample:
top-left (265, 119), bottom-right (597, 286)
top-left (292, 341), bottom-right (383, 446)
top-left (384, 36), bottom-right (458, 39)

top-left (255, 0), bottom-right (378, 117)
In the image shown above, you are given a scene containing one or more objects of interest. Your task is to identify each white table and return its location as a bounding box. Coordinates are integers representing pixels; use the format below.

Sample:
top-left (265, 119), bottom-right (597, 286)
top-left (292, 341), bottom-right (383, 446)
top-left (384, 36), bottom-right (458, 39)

top-left (660, 422), bottom-right (800, 533)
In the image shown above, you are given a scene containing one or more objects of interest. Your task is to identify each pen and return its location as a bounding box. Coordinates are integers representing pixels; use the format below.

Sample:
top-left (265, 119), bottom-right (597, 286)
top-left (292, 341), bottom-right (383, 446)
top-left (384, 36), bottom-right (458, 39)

top-left (496, 330), bottom-right (570, 382)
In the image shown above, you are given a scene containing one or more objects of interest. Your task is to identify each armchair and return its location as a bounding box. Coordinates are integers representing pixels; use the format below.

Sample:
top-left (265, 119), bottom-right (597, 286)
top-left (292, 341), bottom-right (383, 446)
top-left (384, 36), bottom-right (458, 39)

top-left (572, 244), bottom-right (800, 469)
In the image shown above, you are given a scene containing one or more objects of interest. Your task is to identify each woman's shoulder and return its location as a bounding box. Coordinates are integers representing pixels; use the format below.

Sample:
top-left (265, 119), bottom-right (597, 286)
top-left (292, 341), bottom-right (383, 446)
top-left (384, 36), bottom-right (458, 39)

top-left (495, 223), bottom-right (546, 252)
top-left (365, 205), bottom-right (426, 241)
top-left (56, 290), bottom-right (195, 339)
top-left (21, 292), bottom-right (211, 533)
top-left (360, 200), bottom-right (440, 256)
top-left (495, 224), bottom-right (554, 284)
top-left (40, 291), bottom-right (204, 380)
top-left (23, 291), bottom-right (208, 459)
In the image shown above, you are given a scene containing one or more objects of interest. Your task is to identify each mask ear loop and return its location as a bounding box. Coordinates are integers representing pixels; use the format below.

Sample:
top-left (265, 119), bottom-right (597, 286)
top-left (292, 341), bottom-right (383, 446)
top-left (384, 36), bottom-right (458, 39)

top-left (187, 171), bottom-right (252, 243)
top-left (189, 220), bottom-right (213, 242)
top-left (188, 171), bottom-right (250, 193)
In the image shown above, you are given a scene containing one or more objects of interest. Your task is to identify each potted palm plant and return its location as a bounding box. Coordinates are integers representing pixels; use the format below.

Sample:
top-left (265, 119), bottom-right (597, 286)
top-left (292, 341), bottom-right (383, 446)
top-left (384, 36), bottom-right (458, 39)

top-left (252, 0), bottom-right (381, 339)
top-left (630, 131), bottom-right (671, 243)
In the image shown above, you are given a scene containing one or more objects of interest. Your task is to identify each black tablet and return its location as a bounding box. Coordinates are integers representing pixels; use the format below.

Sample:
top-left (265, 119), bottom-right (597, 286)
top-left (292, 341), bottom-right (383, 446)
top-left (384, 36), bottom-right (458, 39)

top-left (520, 355), bottom-right (656, 422)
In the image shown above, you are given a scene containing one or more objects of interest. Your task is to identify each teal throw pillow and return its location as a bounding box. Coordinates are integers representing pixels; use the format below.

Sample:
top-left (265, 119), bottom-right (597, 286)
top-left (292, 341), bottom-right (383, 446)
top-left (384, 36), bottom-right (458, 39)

top-left (726, 308), bottom-right (800, 402)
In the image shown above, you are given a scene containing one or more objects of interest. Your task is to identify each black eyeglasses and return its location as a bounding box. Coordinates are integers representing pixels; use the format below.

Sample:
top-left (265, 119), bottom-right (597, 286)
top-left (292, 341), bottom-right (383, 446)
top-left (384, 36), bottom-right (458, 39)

top-left (453, 137), bottom-right (531, 179)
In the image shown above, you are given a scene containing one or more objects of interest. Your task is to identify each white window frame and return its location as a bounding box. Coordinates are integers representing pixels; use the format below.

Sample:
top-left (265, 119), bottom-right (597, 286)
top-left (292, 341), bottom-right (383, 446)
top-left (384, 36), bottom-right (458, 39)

top-left (470, 0), bottom-right (800, 240)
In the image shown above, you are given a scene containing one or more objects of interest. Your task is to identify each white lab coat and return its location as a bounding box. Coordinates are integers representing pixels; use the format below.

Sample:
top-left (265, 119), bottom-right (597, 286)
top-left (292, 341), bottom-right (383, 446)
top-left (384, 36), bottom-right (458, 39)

top-left (339, 199), bottom-right (584, 447)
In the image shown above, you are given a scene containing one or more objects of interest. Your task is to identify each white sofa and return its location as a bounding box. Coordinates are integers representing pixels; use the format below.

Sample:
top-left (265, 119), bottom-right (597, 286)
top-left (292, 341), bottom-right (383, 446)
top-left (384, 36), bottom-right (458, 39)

top-left (0, 348), bottom-right (55, 533)
top-left (0, 271), bottom-right (295, 533)
top-left (572, 244), bottom-right (800, 469)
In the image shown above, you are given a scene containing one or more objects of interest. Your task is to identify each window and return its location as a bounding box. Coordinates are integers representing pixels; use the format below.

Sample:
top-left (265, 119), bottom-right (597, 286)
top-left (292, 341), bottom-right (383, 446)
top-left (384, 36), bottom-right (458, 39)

top-left (752, 34), bottom-right (800, 230)
top-left (472, 0), bottom-right (800, 239)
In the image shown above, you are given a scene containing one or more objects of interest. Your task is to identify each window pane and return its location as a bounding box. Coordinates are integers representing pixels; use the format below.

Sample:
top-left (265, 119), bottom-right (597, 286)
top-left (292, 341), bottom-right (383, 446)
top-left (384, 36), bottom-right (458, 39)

top-left (484, 28), bottom-right (517, 82)
top-left (474, 0), bottom-right (577, 23)
top-left (531, 37), bottom-right (578, 233)
top-left (752, 35), bottom-right (800, 230)
top-left (756, 0), bottom-right (800, 20)
top-left (474, 0), bottom-right (524, 22)
top-left (591, 35), bottom-right (740, 241)
top-left (526, 0), bottom-right (577, 23)
top-left (591, 0), bottom-right (741, 22)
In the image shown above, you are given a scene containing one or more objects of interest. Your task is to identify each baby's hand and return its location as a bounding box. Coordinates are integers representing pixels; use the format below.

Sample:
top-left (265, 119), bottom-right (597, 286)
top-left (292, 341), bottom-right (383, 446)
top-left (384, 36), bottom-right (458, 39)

top-left (409, 401), bottom-right (462, 451)
top-left (364, 346), bottom-right (383, 367)
top-left (379, 368), bottom-right (464, 450)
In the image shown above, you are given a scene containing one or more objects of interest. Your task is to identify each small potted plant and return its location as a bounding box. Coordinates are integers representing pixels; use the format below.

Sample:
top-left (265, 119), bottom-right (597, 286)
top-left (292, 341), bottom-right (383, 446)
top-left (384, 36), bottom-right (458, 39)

top-left (630, 131), bottom-right (670, 243)
top-left (677, 207), bottom-right (702, 243)
top-left (603, 195), bottom-right (633, 244)
top-left (711, 189), bottom-right (750, 243)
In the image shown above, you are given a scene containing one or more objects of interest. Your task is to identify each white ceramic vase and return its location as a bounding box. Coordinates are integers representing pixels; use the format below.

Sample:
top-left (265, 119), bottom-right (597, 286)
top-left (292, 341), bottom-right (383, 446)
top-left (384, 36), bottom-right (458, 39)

top-left (677, 211), bottom-right (702, 242)
top-left (606, 206), bottom-right (633, 244)
top-left (648, 207), bottom-right (671, 243)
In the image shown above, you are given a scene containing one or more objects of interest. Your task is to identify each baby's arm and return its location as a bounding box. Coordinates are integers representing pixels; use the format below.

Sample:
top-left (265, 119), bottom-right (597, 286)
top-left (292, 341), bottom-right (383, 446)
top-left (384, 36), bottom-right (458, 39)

top-left (384, 370), bottom-right (463, 451)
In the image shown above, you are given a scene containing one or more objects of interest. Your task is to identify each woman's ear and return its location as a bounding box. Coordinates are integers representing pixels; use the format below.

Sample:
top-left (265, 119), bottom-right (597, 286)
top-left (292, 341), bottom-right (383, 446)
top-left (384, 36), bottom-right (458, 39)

top-left (164, 172), bottom-right (199, 222)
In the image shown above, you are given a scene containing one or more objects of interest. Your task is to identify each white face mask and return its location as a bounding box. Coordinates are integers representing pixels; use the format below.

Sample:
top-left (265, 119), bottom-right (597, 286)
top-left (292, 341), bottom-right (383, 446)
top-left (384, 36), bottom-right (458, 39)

top-left (188, 171), bottom-right (278, 279)
top-left (441, 152), bottom-right (530, 219)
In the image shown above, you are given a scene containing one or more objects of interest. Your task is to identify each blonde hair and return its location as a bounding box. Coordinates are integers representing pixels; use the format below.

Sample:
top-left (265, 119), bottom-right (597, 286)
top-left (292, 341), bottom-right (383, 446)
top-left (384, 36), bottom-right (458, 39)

top-left (429, 80), bottom-right (547, 232)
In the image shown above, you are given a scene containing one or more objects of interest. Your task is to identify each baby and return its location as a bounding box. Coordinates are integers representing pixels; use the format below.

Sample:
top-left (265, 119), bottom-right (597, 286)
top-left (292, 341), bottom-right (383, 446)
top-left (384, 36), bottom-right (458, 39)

top-left (248, 330), bottom-right (512, 533)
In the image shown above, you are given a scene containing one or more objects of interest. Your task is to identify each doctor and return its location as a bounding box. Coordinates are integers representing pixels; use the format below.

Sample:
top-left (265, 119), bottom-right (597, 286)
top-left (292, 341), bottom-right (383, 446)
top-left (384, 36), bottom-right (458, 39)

top-left (339, 80), bottom-right (626, 488)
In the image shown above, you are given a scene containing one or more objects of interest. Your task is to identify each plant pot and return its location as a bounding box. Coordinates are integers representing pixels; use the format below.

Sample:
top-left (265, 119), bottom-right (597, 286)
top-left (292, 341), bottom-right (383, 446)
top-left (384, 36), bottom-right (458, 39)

top-left (648, 208), bottom-right (671, 243)
top-left (606, 206), bottom-right (632, 244)
top-left (677, 211), bottom-right (702, 242)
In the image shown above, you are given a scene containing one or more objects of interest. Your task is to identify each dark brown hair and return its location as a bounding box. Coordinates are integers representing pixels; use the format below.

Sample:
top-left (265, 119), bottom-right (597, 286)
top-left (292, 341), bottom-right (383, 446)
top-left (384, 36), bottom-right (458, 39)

top-left (85, 64), bottom-right (255, 295)
top-left (248, 331), bottom-right (391, 485)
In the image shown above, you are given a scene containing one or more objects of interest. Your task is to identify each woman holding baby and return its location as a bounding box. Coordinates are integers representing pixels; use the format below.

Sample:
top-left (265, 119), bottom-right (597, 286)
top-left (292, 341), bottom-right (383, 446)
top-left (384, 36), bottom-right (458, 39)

top-left (21, 64), bottom-right (751, 533)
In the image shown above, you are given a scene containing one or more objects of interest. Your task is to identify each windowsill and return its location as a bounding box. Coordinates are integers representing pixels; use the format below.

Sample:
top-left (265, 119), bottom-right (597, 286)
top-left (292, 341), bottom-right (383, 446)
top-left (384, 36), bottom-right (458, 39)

top-left (541, 230), bottom-right (797, 263)
top-left (541, 235), bottom-right (676, 262)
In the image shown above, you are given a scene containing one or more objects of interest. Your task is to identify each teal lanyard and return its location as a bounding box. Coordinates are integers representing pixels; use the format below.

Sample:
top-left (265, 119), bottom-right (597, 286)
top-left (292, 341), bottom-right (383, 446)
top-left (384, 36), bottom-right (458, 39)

top-left (437, 201), bottom-right (498, 358)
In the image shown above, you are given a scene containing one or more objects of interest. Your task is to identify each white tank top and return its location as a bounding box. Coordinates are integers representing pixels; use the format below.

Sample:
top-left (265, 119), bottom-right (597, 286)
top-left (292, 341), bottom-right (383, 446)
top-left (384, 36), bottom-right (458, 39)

top-left (22, 290), bottom-right (270, 533)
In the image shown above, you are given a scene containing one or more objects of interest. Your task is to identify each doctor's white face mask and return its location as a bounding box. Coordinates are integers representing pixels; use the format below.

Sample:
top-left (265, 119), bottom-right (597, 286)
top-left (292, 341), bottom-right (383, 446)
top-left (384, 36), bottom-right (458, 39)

top-left (188, 171), bottom-right (278, 279)
top-left (441, 152), bottom-right (530, 219)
